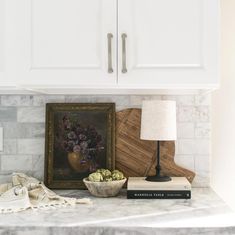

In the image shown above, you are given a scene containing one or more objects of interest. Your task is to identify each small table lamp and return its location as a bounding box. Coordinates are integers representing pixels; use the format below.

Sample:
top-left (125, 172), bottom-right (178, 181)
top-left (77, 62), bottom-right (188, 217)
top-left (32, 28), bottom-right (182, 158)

top-left (140, 100), bottom-right (177, 182)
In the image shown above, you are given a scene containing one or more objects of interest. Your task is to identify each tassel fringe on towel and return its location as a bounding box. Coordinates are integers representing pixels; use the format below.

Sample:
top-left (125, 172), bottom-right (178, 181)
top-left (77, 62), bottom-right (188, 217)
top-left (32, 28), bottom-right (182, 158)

top-left (0, 173), bottom-right (91, 213)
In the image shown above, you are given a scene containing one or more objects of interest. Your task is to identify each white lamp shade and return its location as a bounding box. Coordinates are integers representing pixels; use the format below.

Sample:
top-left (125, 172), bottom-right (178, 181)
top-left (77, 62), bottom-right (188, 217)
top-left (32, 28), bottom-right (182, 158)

top-left (140, 100), bottom-right (177, 141)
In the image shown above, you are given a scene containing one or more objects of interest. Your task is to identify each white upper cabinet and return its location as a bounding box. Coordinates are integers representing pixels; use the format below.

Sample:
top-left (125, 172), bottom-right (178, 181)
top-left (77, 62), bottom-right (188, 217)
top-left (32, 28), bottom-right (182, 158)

top-left (14, 0), bottom-right (117, 86)
top-left (0, 1), bottom-right (4, 82)
top-left (0, 0), bottom-right (219, 91)
top-left (118, 0), bottom-right (219, 89)
top-left (0, 0), bottom-right (19, 86)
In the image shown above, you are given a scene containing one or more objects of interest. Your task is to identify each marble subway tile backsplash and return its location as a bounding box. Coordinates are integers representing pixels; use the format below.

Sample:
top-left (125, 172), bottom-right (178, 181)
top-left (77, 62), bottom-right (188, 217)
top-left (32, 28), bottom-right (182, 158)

top-left (0, 94), bottom-right (211, 187)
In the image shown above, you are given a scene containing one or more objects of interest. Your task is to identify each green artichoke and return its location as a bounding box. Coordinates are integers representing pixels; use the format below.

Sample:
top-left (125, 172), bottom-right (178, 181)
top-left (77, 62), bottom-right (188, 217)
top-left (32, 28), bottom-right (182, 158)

top-left (88, 172), bottom-right (103, 182)
top-left (112, 171), bottom-right (124, 180)
top-left (104, 177), bottom-right (113, 182)
top-left (99, 169), bottom-right (112, 178)
top-left (96, 168), bottom-right (105, 174)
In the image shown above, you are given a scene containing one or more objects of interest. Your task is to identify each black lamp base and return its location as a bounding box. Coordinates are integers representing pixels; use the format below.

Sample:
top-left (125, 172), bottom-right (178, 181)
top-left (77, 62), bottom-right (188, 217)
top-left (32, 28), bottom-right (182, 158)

top-left (145, 175), bottom-right (172, 182)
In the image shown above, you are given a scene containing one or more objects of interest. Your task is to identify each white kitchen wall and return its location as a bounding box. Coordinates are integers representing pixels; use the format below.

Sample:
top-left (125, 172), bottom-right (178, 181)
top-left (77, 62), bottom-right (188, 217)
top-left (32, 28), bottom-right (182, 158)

top-left (0, 94), bottom-right (211, 187)
top-left (211, 0), bottom-right (235, 210)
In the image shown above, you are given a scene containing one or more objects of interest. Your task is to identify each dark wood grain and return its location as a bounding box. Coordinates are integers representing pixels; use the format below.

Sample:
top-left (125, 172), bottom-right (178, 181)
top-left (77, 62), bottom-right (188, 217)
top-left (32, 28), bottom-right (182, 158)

top-left (116, 108), bottom-right (195, 183)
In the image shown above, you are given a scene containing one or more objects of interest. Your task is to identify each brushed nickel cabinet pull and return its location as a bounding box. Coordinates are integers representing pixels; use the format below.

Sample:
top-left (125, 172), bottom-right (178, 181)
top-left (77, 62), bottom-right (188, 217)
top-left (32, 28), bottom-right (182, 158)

top-left (121, 33), bottom-right (127, 73)
top-left (107, 33), bottom-right (113, 73)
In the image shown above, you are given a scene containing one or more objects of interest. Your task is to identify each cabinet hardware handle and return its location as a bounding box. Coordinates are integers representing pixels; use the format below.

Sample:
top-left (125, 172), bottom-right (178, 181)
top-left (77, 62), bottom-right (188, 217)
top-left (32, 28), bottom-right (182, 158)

top-left (121, 33), bottom-right (127, 73)
top-left (107, 33), bottom-right (113, 73)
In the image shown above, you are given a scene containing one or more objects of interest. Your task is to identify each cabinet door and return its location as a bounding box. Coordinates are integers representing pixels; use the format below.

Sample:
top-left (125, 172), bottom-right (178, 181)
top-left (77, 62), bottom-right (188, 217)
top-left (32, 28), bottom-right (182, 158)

top-left (14, 0), bottom-right (116, 86)
top-left (118, 0), bottom-right (219, 89)
top-left (0, 0), bottom-right (18, 86)
top-left (0, 0), bottom-right (4, 84)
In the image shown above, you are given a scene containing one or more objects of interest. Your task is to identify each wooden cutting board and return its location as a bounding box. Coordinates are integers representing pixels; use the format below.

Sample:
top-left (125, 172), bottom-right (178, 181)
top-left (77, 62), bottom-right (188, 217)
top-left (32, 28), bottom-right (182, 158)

top-left (115, 108), bottom-right (195, 183)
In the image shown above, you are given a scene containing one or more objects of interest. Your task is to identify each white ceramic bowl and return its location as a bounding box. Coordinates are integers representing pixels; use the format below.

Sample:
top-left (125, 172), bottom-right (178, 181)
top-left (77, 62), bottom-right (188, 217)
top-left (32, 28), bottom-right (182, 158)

top-left (83, 178), bottom-right (126, 197)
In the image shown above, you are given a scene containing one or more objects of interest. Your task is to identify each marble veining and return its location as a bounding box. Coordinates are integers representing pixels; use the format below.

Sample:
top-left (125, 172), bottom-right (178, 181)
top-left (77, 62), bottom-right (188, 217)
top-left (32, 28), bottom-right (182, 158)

top-left (0, 188), bottom-right (234, 235)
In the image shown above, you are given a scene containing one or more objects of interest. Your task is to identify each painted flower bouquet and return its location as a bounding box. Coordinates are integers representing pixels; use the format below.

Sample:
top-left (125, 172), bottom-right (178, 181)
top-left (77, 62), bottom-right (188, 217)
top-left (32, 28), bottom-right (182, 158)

top-left (55, 114), bottom-right (105, 172)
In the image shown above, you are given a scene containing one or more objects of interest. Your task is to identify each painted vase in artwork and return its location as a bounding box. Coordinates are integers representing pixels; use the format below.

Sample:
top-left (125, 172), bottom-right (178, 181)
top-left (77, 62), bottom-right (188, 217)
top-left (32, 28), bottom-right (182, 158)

top-left (67, 152), bottom-right (91, 173)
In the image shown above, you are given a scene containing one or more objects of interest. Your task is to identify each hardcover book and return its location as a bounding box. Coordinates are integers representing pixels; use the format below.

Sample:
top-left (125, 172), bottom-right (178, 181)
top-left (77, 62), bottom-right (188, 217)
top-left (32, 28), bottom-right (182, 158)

top-left (127, 177), bottom-right (191, 199)
top-left (127, 177), bottom-right (191, 190)
top-left (127, 190), bottom-right (191, 199)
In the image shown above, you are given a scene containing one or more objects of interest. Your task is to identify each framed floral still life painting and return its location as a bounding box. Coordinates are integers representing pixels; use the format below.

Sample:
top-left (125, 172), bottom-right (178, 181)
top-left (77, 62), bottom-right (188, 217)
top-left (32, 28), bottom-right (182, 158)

top-left (44, 103), bottom-right (115, 189)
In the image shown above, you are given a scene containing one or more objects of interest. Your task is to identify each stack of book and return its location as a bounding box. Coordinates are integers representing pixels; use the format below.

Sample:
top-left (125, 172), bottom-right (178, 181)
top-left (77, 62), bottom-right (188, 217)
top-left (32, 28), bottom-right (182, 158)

top-left (127, 177), bottom-right (191, 199)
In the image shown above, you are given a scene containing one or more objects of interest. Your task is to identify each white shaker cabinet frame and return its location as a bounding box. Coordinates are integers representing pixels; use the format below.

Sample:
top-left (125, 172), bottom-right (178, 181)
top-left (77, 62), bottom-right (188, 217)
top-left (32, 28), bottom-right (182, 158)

top-left (13, 0), bottom-right (117, 86)
top-left (118, 0), bottom-right (220, 89)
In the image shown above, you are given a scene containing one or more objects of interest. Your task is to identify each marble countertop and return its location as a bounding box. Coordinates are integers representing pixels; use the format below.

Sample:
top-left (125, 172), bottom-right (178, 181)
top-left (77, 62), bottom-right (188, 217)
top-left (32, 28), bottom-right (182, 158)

top-left (0, 188), bottom-right (235, 235)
